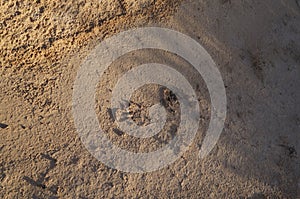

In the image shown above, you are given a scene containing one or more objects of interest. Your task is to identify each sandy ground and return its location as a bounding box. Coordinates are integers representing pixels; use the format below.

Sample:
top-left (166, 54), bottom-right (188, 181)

top-left (1, 0), bottom-right (300, 198)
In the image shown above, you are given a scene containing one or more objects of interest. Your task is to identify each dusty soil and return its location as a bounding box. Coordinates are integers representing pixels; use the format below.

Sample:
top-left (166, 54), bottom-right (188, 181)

top-left (1, 0), bottom-right (299, 198)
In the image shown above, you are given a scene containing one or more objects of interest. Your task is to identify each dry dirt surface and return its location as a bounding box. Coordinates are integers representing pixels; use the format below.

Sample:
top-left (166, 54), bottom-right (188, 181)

top-left (1, 0), bottom-right (300, 198)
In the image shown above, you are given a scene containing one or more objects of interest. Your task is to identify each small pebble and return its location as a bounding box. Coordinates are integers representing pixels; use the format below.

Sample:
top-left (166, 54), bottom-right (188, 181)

top-left (0, 123), bottom-right (8, 129)
top-left (113, 128), bottom-right (124, 136)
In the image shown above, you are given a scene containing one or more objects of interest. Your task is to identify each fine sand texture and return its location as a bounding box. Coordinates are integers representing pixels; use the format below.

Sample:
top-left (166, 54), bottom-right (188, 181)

top-left (1, 0), bottom-right (299, 198)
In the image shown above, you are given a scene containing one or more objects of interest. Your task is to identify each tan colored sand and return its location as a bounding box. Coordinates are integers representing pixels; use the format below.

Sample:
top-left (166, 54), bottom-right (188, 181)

top-left (1, 0), bottom-right (299, 198)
